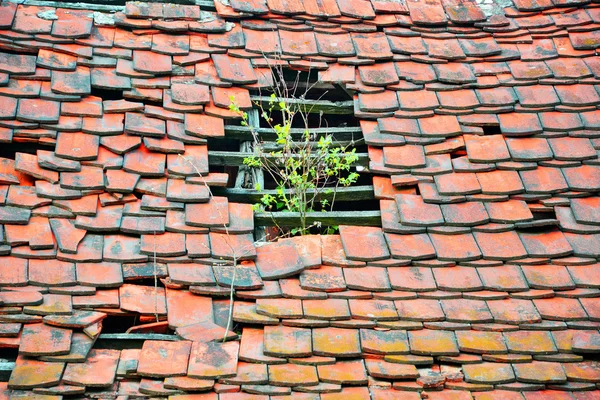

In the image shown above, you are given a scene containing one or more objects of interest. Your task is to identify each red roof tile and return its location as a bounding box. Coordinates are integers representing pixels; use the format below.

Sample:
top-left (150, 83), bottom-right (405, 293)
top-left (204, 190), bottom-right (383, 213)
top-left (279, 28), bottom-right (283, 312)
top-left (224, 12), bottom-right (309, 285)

top-left (0, 0), bottom-right (599, 398)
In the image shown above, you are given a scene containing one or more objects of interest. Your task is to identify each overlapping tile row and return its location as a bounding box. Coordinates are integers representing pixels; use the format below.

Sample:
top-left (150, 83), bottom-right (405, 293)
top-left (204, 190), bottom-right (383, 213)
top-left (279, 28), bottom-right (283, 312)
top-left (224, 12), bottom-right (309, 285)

top-left (0, 0), bottom-right (599, 398)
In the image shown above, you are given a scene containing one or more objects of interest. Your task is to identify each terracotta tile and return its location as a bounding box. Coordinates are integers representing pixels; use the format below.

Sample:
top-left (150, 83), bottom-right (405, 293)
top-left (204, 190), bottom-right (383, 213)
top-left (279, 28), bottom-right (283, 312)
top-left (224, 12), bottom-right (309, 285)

top-left (62, 349), bottom-right (120, 387)
top-left (463, 134), bottom-right (510, 163)
top-left (167, 144), bottom-right (208, 176)
top-left (0, 256), bottom-right (28, 286)
top-left (408, 329), bottom-right (459, 356)
top-left (513, 361), bottom-right (566, 384)
top-left (534, 297), bottom-right (588, 321)
top-left (140, 231), bottom-right (186, 257)
top-left (28, 259), bottom-right (75, 287)
top-left (266, 363), bottom-right (318, 387)
top-left (56, 232), bottom-right (103, 263)
top-left (432, 266), bottom-right (482, 292)
top-left (213, 261), bottom-right (263, 291)
top-left (440, 202), bottom-right (489, 227)
top-left (15, 153), bottom-right (58, 183)
top-left (8, 355), bottom-right (65, 389)
top-left (577, 298), bottom-right (599, 321)
top-left (136, 340), bottom-right (191, 378)
top-left (562, 165), bottom-right (600, 192)
top-left (504, 330), bottom-right (557, 354)
top-left (211, 53), bottom-right (256, 84)
top-left (483, 200), bottom-right (533, 224)
top-left (299, 266), bottom-right (346, 292)
top-left (365, 359), bottom-right (418, 380)
top-left (472, 231), bottom-right (528, 261)
top-left (278, 29), bottom-right (318, 57)
top-left (519, 229), bottom-right (573, 258)
top-left (43, 310), bottom-right (106, 329)
top-left (17, 98), bottom-right (60, 124)
top-left (462, 362), bottom-right (515, 385)
top-left (256, 298), bottom-right (303, 319)
top-left (429, 232), bottom-right (482, 261)
top-left (358, 63), bottom-right (398, 88)
top-left (122, 144), bottom-right (166, 177)
top-left (343, 267), bottom-right (390, 292)
top-left (254, 240), bottom-right (304, 280)
top-left (395, 194), bottom-right (443, 227)
top-left (239, 327), bottom-right (285, 364)
top-left (378, 117), bottom-right (420, 136)
top-left (566, 264), bottom-right (600, 288)
top-left (5, 186), bottom-right (51, 210)
top-left (519, 167), bottom-right (568, 194)
top-left (19, 322), bottom-right (72, 356)
top-left (0, 2), bottom-right (17, 28)
top-left (456, 329), bottom-right (508, 354)
top-left (313, 360), bottom-right (367, 386)
top-left (359, 328), bottom-right (409, 355)
top-left (395, 298), bottom-right (444, 322)
top-left (397, 90), bottom-right (439, 111)
top-left (498, 113), bottom-right (542, 136)
top-left (278, 279), bottom-right (324, 300)
top-left (165, 288), bottom-right (213, 328)
top-left (188, 341), bottom-right (239, 378)
top-left (359, 90), bottom-right (398, 113)
top-left (169, 262), bottom-right (214, 285)
top-left (520, 264), bottom-right (575, 290)
top-left (312, 326), bottom-right (361, 357)
top-left (210, 232), bottom-right (256, 260)
top-left (75, 204), bottom-right (123, 232)
top-left (119, 284), bottom-right (166, 315)
top-left (103, 234), bottom-right (147, 263)
top-left (220, 361), bottom-right (267, 386)
top-left (10, 5), bottom-right (53, 36)
top-left (321, 235), bottom-right (366, 267)
top-left (348, 299), bottom-right (397, 321)
top-left (280, 235), bottom-right (321, 269)
top-left (487, 298), bottom-right (541, 324)
top-left (302, 298), bottom-right (350, 320)
top-left (263, 325), bottom-right (312, 357)
top-left (476, 264), bottom-right (528, 292)
top-left (351, 32), bottom-right (393, 60)
top-left (234, 300), bottom-right (278, 325)
top-left (476, 170), bottom-right (524, 195)
top-left (441, 298), bottom-right (492, 323)
top-left (387, 266), bottom-right (436, 291)
top-left (406, 0), bottom-right (447, 24)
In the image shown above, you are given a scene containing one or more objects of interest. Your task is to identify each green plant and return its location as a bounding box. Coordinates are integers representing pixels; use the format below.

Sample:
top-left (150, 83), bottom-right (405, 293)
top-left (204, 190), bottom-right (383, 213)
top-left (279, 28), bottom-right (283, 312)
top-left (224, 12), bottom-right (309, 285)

top-left (230, 92), bottom-right (360, 235)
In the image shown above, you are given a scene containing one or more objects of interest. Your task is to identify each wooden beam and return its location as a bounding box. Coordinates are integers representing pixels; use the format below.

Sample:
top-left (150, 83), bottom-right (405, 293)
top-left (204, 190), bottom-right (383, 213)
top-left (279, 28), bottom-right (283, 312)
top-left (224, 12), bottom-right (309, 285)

top-left (255, 211), bottom-right (382, 227)
top-left (0, 361), bottom-right (14, 381)
top-left (8, 0), bottom-right (124, 11)
top-left (224, 125), bottom-right (363, 142)
top-left (208, 151), bottom-right (369, 167)
top-left (212, 185), bottom-right (375, 203)
top-left (95, 333), bottom-right (180, 349)
top-left (5, 0), bottom-right (216, 12)
top-left (250, 96), bottom-right (354, 115)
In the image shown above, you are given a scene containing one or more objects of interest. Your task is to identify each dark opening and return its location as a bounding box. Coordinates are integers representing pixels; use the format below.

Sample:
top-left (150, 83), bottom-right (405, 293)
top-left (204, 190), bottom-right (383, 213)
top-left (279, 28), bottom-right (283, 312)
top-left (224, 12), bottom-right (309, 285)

top-left (482, 125), bottom-right (502, 135)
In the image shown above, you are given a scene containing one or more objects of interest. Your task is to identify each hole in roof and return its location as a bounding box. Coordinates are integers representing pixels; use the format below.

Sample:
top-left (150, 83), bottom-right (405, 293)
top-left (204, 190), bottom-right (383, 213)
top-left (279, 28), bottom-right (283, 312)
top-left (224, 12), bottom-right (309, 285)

top-left (482, 125), bottom-right (502, 135)
top-left (89, 87), bottom-right (124, 102)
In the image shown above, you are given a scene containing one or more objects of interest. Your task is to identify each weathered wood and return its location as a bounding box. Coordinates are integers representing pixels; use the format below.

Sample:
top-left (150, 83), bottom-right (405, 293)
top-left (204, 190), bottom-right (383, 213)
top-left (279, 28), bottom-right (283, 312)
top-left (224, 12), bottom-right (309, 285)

top-left (208, 151), bottom-right (369, 167)
top-left (255, 211), bottom-right (382, 227)
top-left (250, 96), bottom-right (354, 115)
top-left (224, 125), bottom-right (363, 141)
top-left (95, 333), bottom-right (179, 349)
top-left (0, 361), bottom-right (14, 381)
top-left (6, 0), bottom-right (216, 12)
top-left (9, 0), bottom-right (125, 11)
top-left (261, 140), bottom-right (360, 152)
top-left (212, 185), bottom-right (374, 203)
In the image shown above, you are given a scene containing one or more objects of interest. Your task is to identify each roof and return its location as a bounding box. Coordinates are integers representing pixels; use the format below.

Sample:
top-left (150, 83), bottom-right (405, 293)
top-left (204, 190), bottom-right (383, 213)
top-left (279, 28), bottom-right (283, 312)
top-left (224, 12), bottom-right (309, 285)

top-left (0, 0), bottom-right (599, 398)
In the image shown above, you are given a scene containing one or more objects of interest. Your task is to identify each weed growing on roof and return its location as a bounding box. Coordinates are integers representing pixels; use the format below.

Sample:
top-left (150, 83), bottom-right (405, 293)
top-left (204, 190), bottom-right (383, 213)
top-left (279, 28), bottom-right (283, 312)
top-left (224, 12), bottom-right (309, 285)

top-left (230, 93), bottom-right (359, 235)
